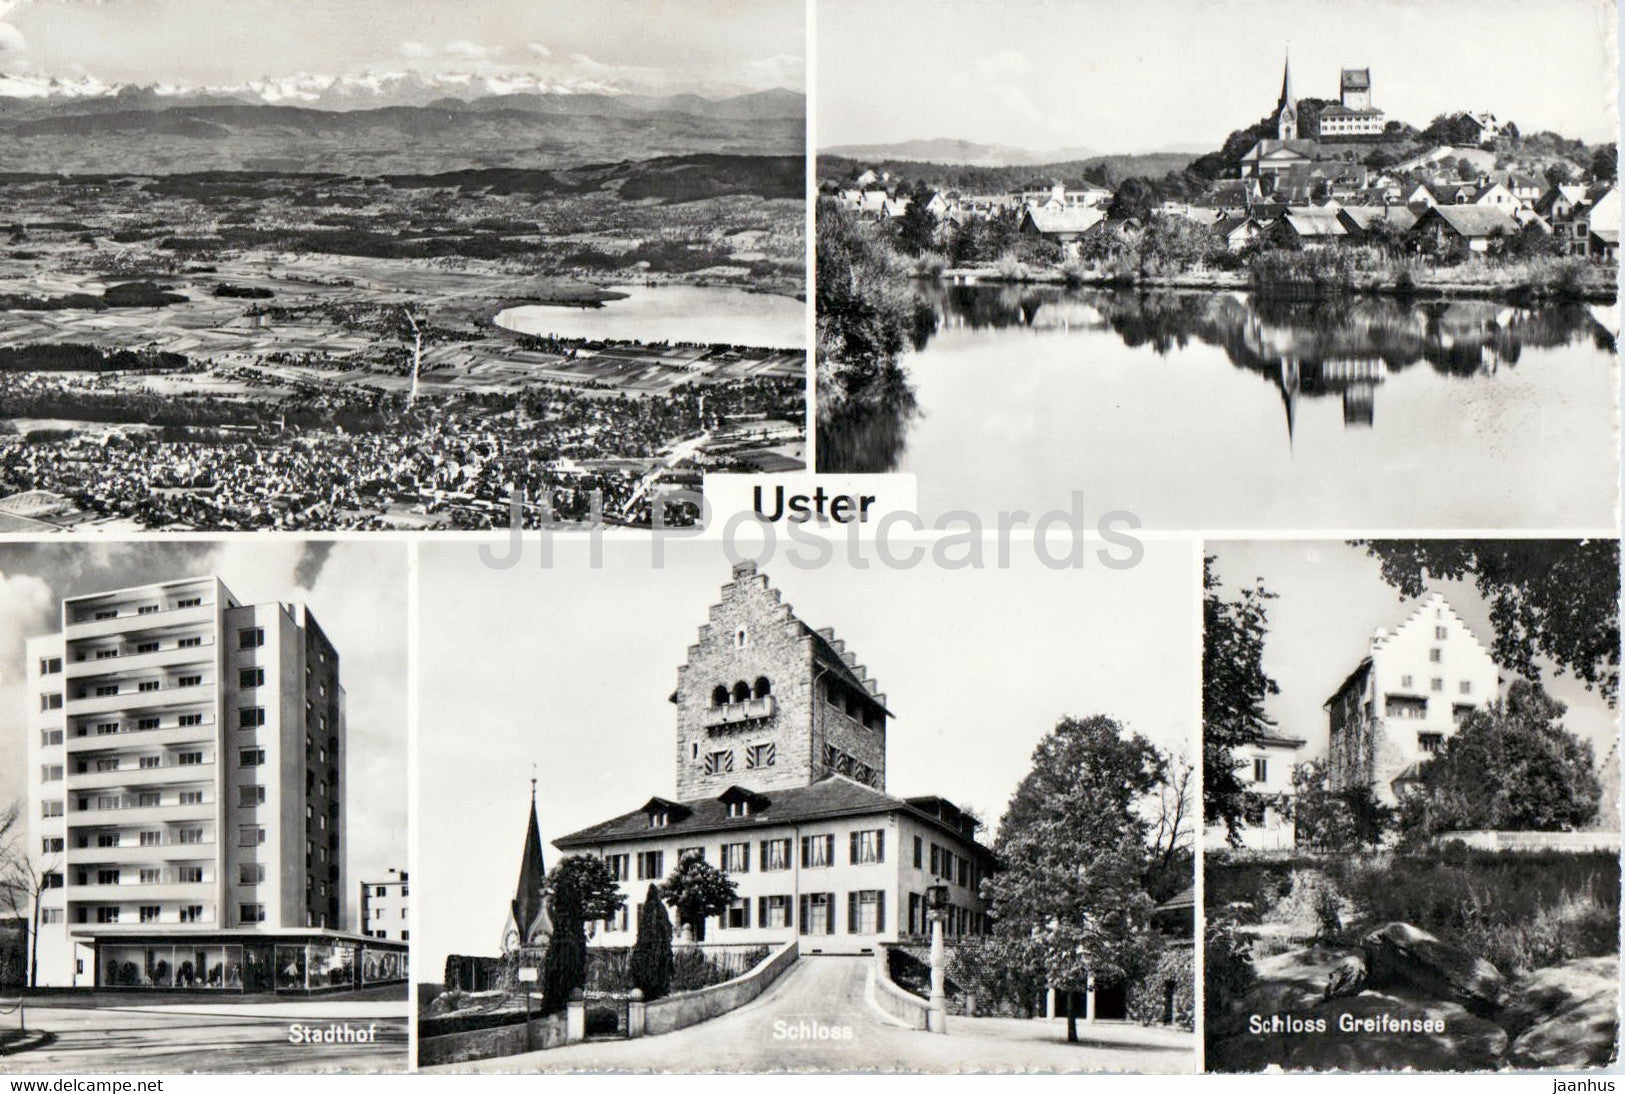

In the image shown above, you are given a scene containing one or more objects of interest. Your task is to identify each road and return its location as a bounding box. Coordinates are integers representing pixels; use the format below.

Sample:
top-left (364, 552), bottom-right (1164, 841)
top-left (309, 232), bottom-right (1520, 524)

top-left (0, 998), bottom-right (408, 1073)
top-left (436, 955), bottom-right (1194, 1073)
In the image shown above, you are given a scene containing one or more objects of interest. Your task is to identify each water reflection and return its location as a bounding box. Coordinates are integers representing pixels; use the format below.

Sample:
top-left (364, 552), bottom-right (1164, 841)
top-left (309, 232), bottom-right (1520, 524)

top-left (819, 284), bottom-right (1617, 529)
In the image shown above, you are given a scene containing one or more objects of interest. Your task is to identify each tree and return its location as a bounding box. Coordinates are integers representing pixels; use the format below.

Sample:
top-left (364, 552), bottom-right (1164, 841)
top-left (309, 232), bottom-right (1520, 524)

top-left (658, 850), bottom-right (737, 942)
top-left (1591, 144), bottom-right (1618, 183)
top-left (539, 855), bottom-right (625, 1012)
top-left (1203, 557), bottom-right (1281, 844)
top-left (629, 884), bottom-right (673, 1000)
top-left (984, 715), bottom-right (1164, 1043)
top-left (1107, 176), bottom-right (1157, 222)
top-left (1145, 749), bottom-right (1195, 904)
top-left (0, 800), bottom-right (60, 989)
top-left (1289, 760), bottom-right (1354, 853)
top-left (1357, 540), bottom-right (1619, 703)
top-left (1397, 680), bottom-right (1601, 839)
top-left (1545, 162), bottom-right (1574, 188)
top-left (894, 195), bottom-right (940, 257)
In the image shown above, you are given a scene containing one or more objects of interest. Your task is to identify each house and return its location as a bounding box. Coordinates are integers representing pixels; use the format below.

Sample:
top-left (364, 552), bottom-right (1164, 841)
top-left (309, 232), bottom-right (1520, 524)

top-left (1574, 185), bottom-right (1620, 261)
top-left (1239, 138), bottom-right (1321, 180)
top-left (1276, 207), bottom-right (1347, 246)
top-left (1213, 215), bottom-right (1265, 252)
top-left (1461, 111), bottom-right (1503, 144)
top-left (1325, 593), bottom-right (1500, 806)
top-left (1411, 204), bottom-right (1520, 253)
top-left (1535, 183), bottom-right (1599, 255)
top-left (1336, 204), bottom-right (1418, 241)
top-left (880, 197), bottom-right (912, 219)
top-left (858, 190), bottom-right (890, 216)
top-left (1468, 181), bottom-right (1519, 211)
top-left (554, 563), bottom-right (994, 952)
top-left (1216, 731), bottom-right (1308, 851)
top-left (1017, 204), bottom-right (1107, 244)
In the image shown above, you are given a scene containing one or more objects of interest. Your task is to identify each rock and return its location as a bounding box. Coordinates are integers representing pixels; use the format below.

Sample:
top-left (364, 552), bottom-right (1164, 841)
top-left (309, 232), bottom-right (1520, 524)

top-left (1324, 954), bottom-right (1368, 1000)
top-left (1361, 922), bottom-right (1507, 1018)
top-left (1212, 946), bottom-right (1364, 1037)
top-left (1503, 955), bottom-right (1619, 1069)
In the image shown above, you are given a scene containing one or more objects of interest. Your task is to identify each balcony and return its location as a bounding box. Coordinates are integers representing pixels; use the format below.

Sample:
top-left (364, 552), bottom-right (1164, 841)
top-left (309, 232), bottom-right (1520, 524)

top-left (703, 696), bottom-right (775, 730)
top-left (66, 720), bottom-right (216, 753)
top-left (65, 683), bottom-right (215, 719)
top-left (65, 644), bottom-right (215, 681)
top-left (64, 603), bottom-right (216, 643)
top-left (65, 840), bottom-right (216, 866)
top-left (68, 800), bottom-right (213, 828)
top-left (66, 880), bottom-right (213, 903)
top-left (69, 762), bottom-right (214, 792)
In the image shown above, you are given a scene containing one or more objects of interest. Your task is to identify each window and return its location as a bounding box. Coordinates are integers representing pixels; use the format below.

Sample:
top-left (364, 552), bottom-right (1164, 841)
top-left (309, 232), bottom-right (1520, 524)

top-left (1400, 675), bottom-right (1414, 688)
top-left (605, 854), bottom-right (630, 881)
top-left (759, 895), bottom-right (793, 929)
top-left (177, 675), bottom-right (202, 688)
top-left (179, 714), bottom-right (204, 727)
top-left (1429, 648), bottom-right (1442, 663)
top-left (849, 890), bottom-right (885, 934)
top-left (97, 869), bottom-right (120, 885)
top-left (95, 649), bottom-right (118, 660)
top-left (239, 628), bottom-right (264, 650)
top-left (138, 681), bottom-right (160, 693)
top-left (95, 685), bottom-right (119, 697)
top-left (239, 825), bottom-right (265, 847)
top-left (39, 693), bottom-right (62, 711)
top-left (1436, 626), bottom-right (1448, 640)
top-left (704, 750), bottom-right (734, 776)
top-left (760, 838), bottom-right (791, 871)
top-left (95, 832), bottom-right (120, 848)
top-left (745, 743), bottom-right (776, 769)
top-left (909, 892), bottom-right (923, 935)
top-left (724, 898), bottom-right (750, 930)
top-left (240, 748), bottom-right (265, 767)
top-left (850, 829), bottom-right (885, 865)
top-left (178, 751), bottom-right (204, 766)
top-left (41, 764), bottom-right (62, 782)
top-left (178, 637), bottom-right (202, 649)
top-left (1419, 732), bottom-right (1444, 756)
top-left (798, 892), bottom-right (836, 936)
top-left (41, 800), bottom-right (63, 818)
top-left (735, 628), bottom-right (748, 648)
top-left (136, 642), bottom-right (159, 655)
top-left (96, 907), bottom-right (120, 924)
top-left (239, 708), bottom-right (265, 729)
top-left (137, 605), bottom-right (159, 616)
top-left (1459, 680), bottom-right (1472, 695)
top-left (178, 828), bottom-right (204, 844)
top-left (176, 597), bottom-right (201, 608)
top-left (721, 842), bottom-right (750, 873)
top-left (138, 868), bottom-right (161, 884)
top-left (140, 831), bottom-right (162, 846)
top-left (801, 834), bottom-right (834, 868)
top-left (1253, 757), bottom-right (1269, 783)
top-left (94, 610), bottom-right (118, 621)
top-left (41, 729), bottom-right (62, 747)
top-left (136, 791), bottom-right (160, 808)
top-left (179, 906), bottom-right (202, 924)
top-left (177, 866), bottom-right (204, 883)
top-left (136, 717), bottom-right (160, 731)
top-left (179, 791), bottom-right (204, 805)
top-left (648, 812), bottom-right (667, 829)
top-left (636, 850), bottom-right (665, 881)
top-left (239, 903), bottom-right (266, 923)
top-left (913, 836), bottom-right (923, 869)
top-left (41, 837), bottom-right (63, 854)
top-left (239, 785), bottom-right (265, 808)
top-left (95, 722), bottom-right (118, 736)
top-left (239, 668), bottom-right (265, 689)
top-left (39, 657), bottom-right (61, 675)
top-left (1431, 677), bottom-right (1444, 692)
top-left (41, 909), bottom-right (63, 925)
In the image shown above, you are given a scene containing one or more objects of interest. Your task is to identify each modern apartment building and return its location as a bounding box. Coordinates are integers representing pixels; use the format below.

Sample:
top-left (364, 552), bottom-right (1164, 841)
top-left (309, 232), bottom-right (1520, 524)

top-left (23, 576), bottom-right (406, 991)
top-left (360, 868), bottom-right (410, 942)
top-left (1325, 592), bottom-right (1501, 805)
top-left (553, 561), bottom-right (993, 953)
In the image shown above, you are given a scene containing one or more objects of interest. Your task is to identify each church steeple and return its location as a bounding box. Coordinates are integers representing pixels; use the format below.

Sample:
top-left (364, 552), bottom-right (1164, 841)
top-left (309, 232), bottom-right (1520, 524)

top-left (1276, 49), bottom-right (1298, 141)
top-left (503, 776), bottom-right (551, 952)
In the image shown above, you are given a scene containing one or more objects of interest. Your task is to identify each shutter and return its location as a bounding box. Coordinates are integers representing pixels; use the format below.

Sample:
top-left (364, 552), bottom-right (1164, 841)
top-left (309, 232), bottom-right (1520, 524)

top-left (800, 836), bottom-right (809, 867)
top-left (787, 895), bottom-right (795, 930)
top-left (799, 894), bottom-right (808, 935)
top-left (742, 898), bottom-right (751, 929)
top-left (876, 830), bottom-right (885, 863)
top-left (827, 894), bottom-right (836, 935)
top-left (849, 831), bottom-right (858, 864)
top-left (743, 842), bottom-right (750, 872)
top-left (847, 891), bottom-right (858, 934)
top-left (876, 891), bottom-right (886, 934)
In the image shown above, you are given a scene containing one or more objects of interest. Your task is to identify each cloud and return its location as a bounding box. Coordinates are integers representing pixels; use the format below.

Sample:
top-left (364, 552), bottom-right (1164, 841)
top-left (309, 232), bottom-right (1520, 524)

top-left (293, 540), bottom-right (337, 590)
top-left (526, 42), bottom-right (550, 59)
top-left (397, 40), bottom-right (430, 59)
top-left (444, 40), bottom-right (499, 61)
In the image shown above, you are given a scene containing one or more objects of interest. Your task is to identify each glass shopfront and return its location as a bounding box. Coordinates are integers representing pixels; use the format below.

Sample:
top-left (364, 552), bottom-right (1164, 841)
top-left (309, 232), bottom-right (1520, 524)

top-left (94, 935), bottom-right (407, 993)
top-left (100, 944), bottom-right (243, 989)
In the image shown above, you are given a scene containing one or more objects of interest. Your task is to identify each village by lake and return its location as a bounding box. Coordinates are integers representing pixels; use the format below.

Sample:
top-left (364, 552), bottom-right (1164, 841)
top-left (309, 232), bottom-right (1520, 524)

top-left (821, 284), bottom-right (1618, 530)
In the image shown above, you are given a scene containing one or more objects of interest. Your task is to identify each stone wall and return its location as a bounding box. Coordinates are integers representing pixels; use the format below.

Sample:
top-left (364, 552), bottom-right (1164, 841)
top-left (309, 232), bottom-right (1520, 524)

top-left (869, 947), bottom-right (929, 1028)
top-left (416, 1012), bottom-right (569, 1067)
top-left (642, 938), bottom-right (798, 1036)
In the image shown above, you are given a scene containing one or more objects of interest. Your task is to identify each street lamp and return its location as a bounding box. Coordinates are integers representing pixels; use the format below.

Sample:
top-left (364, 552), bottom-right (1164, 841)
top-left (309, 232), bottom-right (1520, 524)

top-left (924, 883), bottom-right (950, 1034)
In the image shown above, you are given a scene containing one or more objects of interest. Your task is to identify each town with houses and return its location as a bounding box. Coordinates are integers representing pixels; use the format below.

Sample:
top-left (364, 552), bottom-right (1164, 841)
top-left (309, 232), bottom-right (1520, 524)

top-left (827, 54), bottom-right (1619, 269)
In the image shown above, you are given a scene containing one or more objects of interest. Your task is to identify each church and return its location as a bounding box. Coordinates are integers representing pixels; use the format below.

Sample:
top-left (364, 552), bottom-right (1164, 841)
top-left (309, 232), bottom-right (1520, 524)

top-left (1238, 53), bottom-right (1388, 181)
top-left (544, 561), bottom-right (994, 952)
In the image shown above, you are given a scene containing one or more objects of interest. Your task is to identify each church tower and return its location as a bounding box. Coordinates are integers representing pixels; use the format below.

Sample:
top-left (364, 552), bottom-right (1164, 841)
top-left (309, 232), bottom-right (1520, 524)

top-left (1276, 50), bottom-right (1298, 140)
top-left (501, 779), bottom-right (552, 954)
top-left (672, 561), bottom-right (889, 800)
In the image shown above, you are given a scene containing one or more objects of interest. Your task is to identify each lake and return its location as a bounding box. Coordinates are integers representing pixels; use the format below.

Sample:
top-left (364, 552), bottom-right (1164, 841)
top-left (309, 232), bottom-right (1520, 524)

top-left (819, 285), bottom-right (1619, 530)
top-left (496, 284), bottom-right (806, 349)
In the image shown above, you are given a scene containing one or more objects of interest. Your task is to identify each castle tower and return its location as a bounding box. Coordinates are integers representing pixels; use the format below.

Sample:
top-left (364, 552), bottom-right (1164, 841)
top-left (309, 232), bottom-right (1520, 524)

top-left (501, 779), bottom-right (551, 953)
top-left (1276, 50), bottom-right (1298, 141)
top-left (672, 561), bottom-right (889, 800)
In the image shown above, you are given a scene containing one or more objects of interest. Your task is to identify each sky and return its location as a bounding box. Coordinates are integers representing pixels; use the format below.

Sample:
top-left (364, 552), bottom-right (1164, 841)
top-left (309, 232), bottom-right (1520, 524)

top-left (0, 539), bottom-right (408, 931)
top-left (1206, 541), bottom-right (1619, 767)
top-left (416, 537), bottom-right (1197, 978)
top-left (0, 0), bottom-right (804, 99)
top-left (818, 0), bottom-right (1618, 152)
